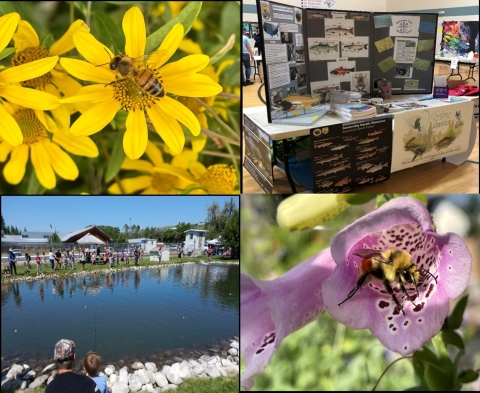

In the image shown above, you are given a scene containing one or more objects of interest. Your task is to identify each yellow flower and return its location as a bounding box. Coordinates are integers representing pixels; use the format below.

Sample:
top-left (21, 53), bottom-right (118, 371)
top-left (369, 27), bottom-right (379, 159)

top-left (0, 102), bottom-right (98, 190)
top-left (59, 6), bottom-right (222, 160)
top-left (168, 2), bottom-right (204, 31)
top-left (107, 141), bottom-right (238, 194)
top-left (0, 12), bottom-right (60, 147)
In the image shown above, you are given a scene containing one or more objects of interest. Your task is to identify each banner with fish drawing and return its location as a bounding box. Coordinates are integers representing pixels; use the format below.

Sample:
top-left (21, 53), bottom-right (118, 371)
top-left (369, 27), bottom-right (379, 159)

top-left (390, 100), bottom-right (474, 172)
top-left (310, 115), bottom-right (393, 193)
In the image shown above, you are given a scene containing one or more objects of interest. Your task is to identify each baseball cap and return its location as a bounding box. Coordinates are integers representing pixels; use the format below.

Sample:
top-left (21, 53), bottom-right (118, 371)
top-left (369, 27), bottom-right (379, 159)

top-left (54, 339), bottom-right (75, 361)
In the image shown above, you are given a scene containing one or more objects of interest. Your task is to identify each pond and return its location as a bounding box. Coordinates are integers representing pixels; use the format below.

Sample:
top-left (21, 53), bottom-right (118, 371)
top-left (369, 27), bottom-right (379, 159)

top-left (1, 264), bottom-right (239, 370)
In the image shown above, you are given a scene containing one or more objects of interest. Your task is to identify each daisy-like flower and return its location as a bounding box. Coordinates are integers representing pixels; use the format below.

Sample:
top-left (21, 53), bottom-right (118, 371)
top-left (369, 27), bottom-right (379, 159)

top-left (0, 102), bottom-right (97, 190)
top-left (107, 141), bottom-right (238, 194)
top-left (59, 6), bottom-right (222, 160)
top-left (0, 12), bottom-right (60, 147)
top-left (322, 197), bottom-right (472, 356)
top-left (241, 248), bottom-right (336, 390)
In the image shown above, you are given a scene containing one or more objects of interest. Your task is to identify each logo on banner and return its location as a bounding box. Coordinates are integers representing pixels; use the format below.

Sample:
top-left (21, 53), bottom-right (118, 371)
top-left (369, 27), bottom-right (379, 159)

top-left (394, 19), bottom-right (413, 34)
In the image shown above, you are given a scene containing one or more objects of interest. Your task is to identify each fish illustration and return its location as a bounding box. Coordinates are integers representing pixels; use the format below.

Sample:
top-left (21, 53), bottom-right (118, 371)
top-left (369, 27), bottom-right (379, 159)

top-left (352, 15), bottom-right (368, 20)
top-left (313, 86), bottom-right (339, 94)
top-left (414, 118), bottom-right (421, 131)
top-left (357, 152), bottom-right (376, 160)
top-left (366, 162), bottom-right (388, 173)
top-left (320, 180), bottom-right (333, 188)
top-left (368, 130), bottom-right (383, 137)
top-left (435, 136), bottom-right (456, 150)
top-left (405, 146), bottom-right (425, 161)
top-left (343, 135), bottom-right (358, 142)
top-left (358, 136), bottom-right (379, 145)
top-left (358, 146), bottom-right (376, 153)
top-left (331, 159), bottom-right (350, 167)
top-left (343, 43), bottom-right (368, 51)
top-left (326, 26), bottom-right (354, 36)
top-left (314, 141), bottom-right (333, 148)
top-left (317, 163), bottom-right (351, 177)
top-left (358, 177), bottom-right (374, 184)
top-left (330, 67), bottom-right (355, 75)
top-left (330, 144), bottom-right (349, 151)
top-left (315, 153), bottom-right (343, 165)
top-left (374, 175), bottom-right (388, 182)
top-left (273, 93), bottom-right (321, 115)
top-left (377, 146), bottom-right (389, 152)
top-left (358, 162), bottom-right (373, 171)
top-left (310, 13), bottom-right (325, 19)
top-left (335, 177), bottom-right (351, 187)
top-left (310, 43), bottom-right (339, 54)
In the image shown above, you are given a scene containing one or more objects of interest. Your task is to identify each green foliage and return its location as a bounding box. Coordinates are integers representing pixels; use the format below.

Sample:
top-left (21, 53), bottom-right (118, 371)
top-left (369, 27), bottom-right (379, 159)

top-left (50, 232), bottom-right (61, 243)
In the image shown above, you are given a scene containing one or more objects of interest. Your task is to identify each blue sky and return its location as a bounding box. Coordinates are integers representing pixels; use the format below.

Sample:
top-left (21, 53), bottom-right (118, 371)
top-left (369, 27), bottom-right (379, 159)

top-left (1, 196), bottom-right (238, 233)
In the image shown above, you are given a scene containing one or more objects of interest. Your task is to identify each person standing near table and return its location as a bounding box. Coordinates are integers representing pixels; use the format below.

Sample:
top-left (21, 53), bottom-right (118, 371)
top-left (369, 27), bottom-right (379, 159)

top-left (55, 249), bottom-right (62, 270)
top-left (242, 30), bottom-right (255, 86)
top-left (49, 249), bottom-right (55, 270)
top-left (8, 248), bottom-right (17, 275)
top-left (253, 31), bottom-right (262, 57)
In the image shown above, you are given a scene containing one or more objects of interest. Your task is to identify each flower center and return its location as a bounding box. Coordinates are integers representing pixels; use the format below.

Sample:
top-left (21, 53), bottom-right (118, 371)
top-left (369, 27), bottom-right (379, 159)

top-left (11, 47), bottom-right (52, 88)
top-left (13, 108), bottom-right (47, 144)
top-left (198, 164), bottom-right (238, 193)
top-left (151, 171), bottom-right (181, 193)
top-left (111, 69), bottom-right (162, 111)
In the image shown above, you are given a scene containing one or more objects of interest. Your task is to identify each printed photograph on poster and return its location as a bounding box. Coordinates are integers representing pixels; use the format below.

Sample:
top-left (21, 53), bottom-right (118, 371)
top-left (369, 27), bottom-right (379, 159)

top-left (268, 63), bottom-right (291, 88)
top-left (351, 13), bottom-right (369, 21)
top-left (286, 44), bottom-right (295, 62)
top-left (374, 36), bottom-right (395, 53)
top-left (264, 43), bottom-right (288, 63)
top-left (244, 125), bottom-right (273, 190)
top-left (351, 71), bottom-right (370, 93)
top-left (390, 15), bottom-right (420, 37)
top-left (270, 89), bottom-right (283, 106)
top-left (281, 32), bottom-right (293, 44)
top-left (325, 19), bottom-right (354, 38)
top-left (393, 37), bottom-right (418, 63)
top-left (263, 21), bottom-right (280, 39)
top-left (260, 1), bottom-right (271, 21)
top-left (295, 50), bottom-right (305, 62)
top-left (310, 81), bottom-right (340, 100)
top-left (290, 66), bottom-right (300, 81)
top-left (298, 73), bottom-right (307, 87)
top-left (404, 79), bottom-right (420, 89)
top-left (307, 10), bottom-right (329, 19)
top-left (308, 38), bottom-right (340, 61)
top-left (374, 14), bottom-right (392, 28)
top-left (295, 33), bottom-right (304, 47)
top-left (294, 7), bottom-right (302, 24)
top-left (394, 66), bottom-right (413, 78)
top-left (327, 60), bottom-right (356, 82)
top-left (341, 36), bottom-right (369, 57)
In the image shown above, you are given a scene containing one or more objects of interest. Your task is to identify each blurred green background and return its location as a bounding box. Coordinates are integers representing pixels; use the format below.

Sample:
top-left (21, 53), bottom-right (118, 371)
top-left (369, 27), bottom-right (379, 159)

top-left (241, 195), bottom-right (480, 391)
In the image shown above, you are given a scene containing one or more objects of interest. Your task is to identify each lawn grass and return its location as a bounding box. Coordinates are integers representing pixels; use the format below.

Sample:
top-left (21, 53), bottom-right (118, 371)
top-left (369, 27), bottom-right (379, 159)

top-left (1, 255), bottom-right (238, 281)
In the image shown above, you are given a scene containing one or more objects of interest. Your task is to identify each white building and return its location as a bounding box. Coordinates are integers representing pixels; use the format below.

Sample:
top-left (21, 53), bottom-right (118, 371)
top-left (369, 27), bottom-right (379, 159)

top-left (183, 229), bottom-right (206, 257)
top-left (128, 238), bottom-right (157, 253)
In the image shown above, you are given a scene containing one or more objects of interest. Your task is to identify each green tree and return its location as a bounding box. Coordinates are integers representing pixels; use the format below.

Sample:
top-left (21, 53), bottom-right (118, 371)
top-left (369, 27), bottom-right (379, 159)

top-left (161, 228), bottom-right (177, 243)
top-left (1, 214), bottom-right (5, 231)
top-left (222, 208), bottom-right (239, 258)
top-left (50, 232), bottom-right (61, 243)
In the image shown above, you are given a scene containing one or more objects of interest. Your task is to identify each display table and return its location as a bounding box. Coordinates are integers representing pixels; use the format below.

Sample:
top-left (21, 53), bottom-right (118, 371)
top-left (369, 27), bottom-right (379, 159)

top-left (243, 95), bottom-right (476, 193)
top-left (434, 56), bottom-right (479, 81)
top-left (251, 55), bottom-right (262, 83)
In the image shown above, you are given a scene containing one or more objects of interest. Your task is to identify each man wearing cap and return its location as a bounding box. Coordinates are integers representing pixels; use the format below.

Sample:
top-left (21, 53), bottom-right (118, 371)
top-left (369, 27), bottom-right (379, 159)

top-left (46, 339), bottom-right (98, 393)
top-left (7, 248), bottom-right (17, 275)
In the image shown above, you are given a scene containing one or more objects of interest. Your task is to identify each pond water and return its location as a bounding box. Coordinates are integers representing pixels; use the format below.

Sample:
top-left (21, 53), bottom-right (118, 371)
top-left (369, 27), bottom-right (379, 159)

top-left (1, 264), bottom-right (239, 369)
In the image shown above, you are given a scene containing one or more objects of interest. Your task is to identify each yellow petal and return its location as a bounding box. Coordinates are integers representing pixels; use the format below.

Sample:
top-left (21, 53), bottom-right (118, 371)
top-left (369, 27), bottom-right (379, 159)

top-left (191, 134), bottom-right (207, 153)
top-left (0, 141), bottom-right (14, 162)
top-left (0, 56), bottom-right (59, 83)
top-left (216, 59), bottom-right (235, 78)
top-left (1, 85), bottom-right (60, 110)
top-left (50, 19), bottom-right (89, 56)
top-left (123, 109), bottom-right (148, 160)
top-left (159, 54), bottom-right (209, 78)
top-left (0, 104), bottom-right (23, 146)
top-left (145, 140), bottom-right (164, 167)
top-left (172, 149), bottom-right (198, 169)
top-left (149, 24), bottom-right (184, 69)
top-left (0, 12), bottom-right (20, 53)
top-left (13, 20), bottom-right (39, 51)
top-left (123, 6), bottom-right (146, 59)
top-left (163, 73), bottom-right (222, 97)
top-left (188, 160), bottom-right (207, 178)
top-left (197, 112), bottom-right (208, 129)
top-left (53, 131), bottom-right (99, 158)
top-left (3, 144), bottom-right (28, 185)
top-left (69, 98), bottom-right (121, 136)
top-left (160, 96), bottom-right (200, 136)
top-left (178, 37), bottom-right (203, 55)
top-left (73, 29), bottom-right (114, 66)
top-left (108, 175), bottom-right (152, 194)
top-left (146, 105), bottom-right (184, 155)
top-left (44, 142), bottom-right (79, 180)
top-left (30, 142), bottom-right (56, 189)
top-left (121, 157), bottom-right (154, 173)
top-left (152, 164), bottom-right (196, 183)
top-left (50, 105), bottom-right (71, 133)
top-left (34, 110), bottom-right (57, 133)
top-left (58, 83), bottom-right (114, 104)
top-left (59, 58), bottom-right (115, 84)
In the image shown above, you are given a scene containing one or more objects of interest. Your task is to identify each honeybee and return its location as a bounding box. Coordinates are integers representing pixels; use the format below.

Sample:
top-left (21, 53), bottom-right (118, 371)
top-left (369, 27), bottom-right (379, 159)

top-left (99, 50), bottom-right (164, 97)
top-left (338, 248), bottom-right (437, 315)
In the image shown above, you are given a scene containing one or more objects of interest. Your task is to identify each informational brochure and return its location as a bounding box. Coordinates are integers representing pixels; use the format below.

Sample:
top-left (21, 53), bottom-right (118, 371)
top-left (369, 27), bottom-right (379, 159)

top-left (393, 37), bottom-right (418, 63)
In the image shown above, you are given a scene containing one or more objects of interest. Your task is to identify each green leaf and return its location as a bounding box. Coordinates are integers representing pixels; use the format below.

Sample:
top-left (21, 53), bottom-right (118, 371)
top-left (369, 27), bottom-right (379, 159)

top-left (408, 194), bottom-right (427, 206)
top-left (425, 363), bottom-right (454, 391)
top-left (220, 1), bottom-right (240, 40)
top-left (145, 2), bottom-right (202, 54)
top-left (105, 130), bottom-right (126, 183)
top-left (441, 330), bottom-right (465, 350)
top-left (103, 1), bottom-right (148, 4)
top-left (447, 294), bottom-right (469, 330)
top-left (414, 346), bottom-right (438, 365)
top-left (403, 387), bottom-right (427, 391)
top-left (375, 194), bottom-right (389, 208)
top-left (181, 185), bottom-right (204, 194)
top-left (0, 47), bottom-right (16, 61)
top-left (341, 194), bottom-right (377, 205)
top-left (209, 33), bottom-right (235, 66)
top-left (0, 1), bottom-right (16, 15)
top-left (411, 357), bottom-right (428, 389)
top-left (93, 11), bottom-right (125, 55)
top-left (27, 170), bottom-right (46, 195)
top-left (41, 34), bottom-right (54, 51)
top-left (457, 369), bottom-right (479, 384)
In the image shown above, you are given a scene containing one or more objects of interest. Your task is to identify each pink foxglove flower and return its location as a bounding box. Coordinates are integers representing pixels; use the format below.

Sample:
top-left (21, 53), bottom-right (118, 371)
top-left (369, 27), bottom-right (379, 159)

top-left (323, 197), bottom-right (472, 356)
top-left (241, 249), bottom-right (336, 390)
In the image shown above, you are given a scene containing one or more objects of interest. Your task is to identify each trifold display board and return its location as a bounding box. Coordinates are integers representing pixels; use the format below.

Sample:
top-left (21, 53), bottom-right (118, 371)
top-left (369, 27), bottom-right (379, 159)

top-left (256, 0), bottom-right (438, 123)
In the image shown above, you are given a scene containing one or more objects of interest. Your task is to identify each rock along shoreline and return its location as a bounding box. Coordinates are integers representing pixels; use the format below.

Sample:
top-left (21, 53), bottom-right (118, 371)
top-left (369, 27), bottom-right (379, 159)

top-left (1, 338), bottom-right (239, 392)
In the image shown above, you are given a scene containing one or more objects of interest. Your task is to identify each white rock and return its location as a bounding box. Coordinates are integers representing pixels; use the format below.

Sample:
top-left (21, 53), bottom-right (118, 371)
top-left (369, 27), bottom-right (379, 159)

top-left (131, 361), bottom-right (145, 370)
top-left (190, 365), bottom-right (204, 377)
top-left (105, 365), bottom-right (116, 376)
top-left (47, 375), bottom-right (55, 385)
top-left (154, 388), bottom-right (162, 393)
top-left (42, 363), bottom-right (57, 373)
top-left (29, 375), bottom-right (49, 389)
top-left (208, 356), bottom-right (219, 365)
top-left (128, 374), bottom-right (142, 392)
top-left (145, 383), bottom-right (155, 392)
top-left (146, 370), bottom-right (156, 384)
top-left (224, 365), bottom-right (239, 377)
top-left (23, 364), bottom-right (30, 370)
top-left (171, 363), bottom-right (190, 379)
top-left (112, 381), bottom-right (129, 393)
top-left (20, 380), bottom-right (27, 390)
top-left (228, 348), bottom-right (238, 356)
top-left (187, 360), bottom-right (201, 368)
top-left (119, 368), bottom-right (129, 384)
top-left (205, 365), bottom-right (220, 378)
top-left (162, 384), bottom-right (178, 391)
top-left (154, 372), bottom-right (168, 388)
top-left (22, 369), bottom-right (36, 380)
top-left (135, 369), bottom-right (150, 385)
top-left (221, 359), bottom-right (233, 367)
top-left (198, 355), bottom-right (211, 363)
top-left (145, 362), bottom-right (157, 373)
top-left (109, 373), bottom-right (118, 384)
top-left (198, 373), bottom-right (209, 378)
top-left (215, 365), bottom-right (228, 377)
top-left (7, 364), bottom-right (24, 380)
top-left (162, 366), bottom-right (182, 385)
top-left (230, 341), bottom-right (239, 350)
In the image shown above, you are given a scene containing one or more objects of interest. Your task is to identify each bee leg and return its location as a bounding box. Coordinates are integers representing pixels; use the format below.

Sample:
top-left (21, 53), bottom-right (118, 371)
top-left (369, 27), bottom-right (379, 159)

top-left (338, 271), bottom-right (370, 307)
top-left (383, 280), bottom-right (405, 316)
top-left (398, 280), bottom-right (416, 306)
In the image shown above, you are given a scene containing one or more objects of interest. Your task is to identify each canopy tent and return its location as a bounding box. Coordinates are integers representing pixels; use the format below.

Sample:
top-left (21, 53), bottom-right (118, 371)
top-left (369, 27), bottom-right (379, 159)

top-left (76, 233), bottom-right (106, 244)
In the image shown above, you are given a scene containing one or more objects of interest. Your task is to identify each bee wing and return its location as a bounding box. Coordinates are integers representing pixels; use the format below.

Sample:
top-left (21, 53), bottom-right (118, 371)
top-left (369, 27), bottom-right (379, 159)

top-left (352, 248), bottom-right (392, 264)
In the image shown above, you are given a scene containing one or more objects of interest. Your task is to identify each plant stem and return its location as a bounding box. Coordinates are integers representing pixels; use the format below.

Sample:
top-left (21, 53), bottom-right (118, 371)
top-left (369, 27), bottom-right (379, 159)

top-left (193, 98), bottom-right (239, 140)
top-left (201, 127), bottom-right (240, 146)
top-left (217, 92), bottom-right (240, 99)
top-left (372, 355), bottom-right (413, 391)
top-left (86, 1), bottom-right (92, 26)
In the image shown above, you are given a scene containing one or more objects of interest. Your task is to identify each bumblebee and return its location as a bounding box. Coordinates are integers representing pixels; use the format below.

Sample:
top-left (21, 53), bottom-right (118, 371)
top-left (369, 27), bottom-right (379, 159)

top-left (338, 248), bottom-right (437, 315)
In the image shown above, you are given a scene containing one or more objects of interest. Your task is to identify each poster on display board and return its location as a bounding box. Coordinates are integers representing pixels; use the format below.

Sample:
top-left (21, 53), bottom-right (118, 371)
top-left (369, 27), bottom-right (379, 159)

top-left (390, 100), bottom-right (474, 171)
top-left (372, 12), bottom-right (438, 95)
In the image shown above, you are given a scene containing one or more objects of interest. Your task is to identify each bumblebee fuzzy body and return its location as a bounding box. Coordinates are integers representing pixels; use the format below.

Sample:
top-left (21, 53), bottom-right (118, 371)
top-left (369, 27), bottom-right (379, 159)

top-left (339, 248), bottom-right (435, 315)
top-left (109, 55), bottom-right (164, 97)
